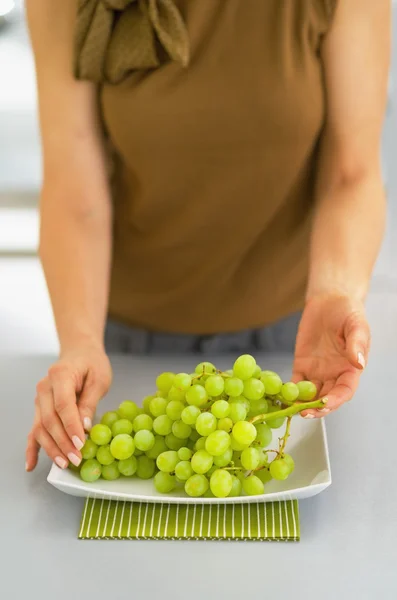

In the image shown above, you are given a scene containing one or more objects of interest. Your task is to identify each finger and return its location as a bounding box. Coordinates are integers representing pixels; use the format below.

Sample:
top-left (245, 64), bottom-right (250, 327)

top-left (344, 312), bottom-right (371, 370)
top-left (26, 430), bottom-right (40, 471)
top-left (26, 402), bottom-right (41, 472)
top-left (36, 427), bottom-right (69, 470)
top-left (303, 371), bottom-right (360, 418)
top-left (48, 366), bottom-right (86, 448)
top-left (39, 389), bottom-right (83, 467)
top-left (78, 371), bottom-right (108, 432)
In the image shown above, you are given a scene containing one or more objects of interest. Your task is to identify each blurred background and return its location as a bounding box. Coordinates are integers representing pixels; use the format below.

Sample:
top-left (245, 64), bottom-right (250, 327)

top-left (0, 1), bottom-right (396, 355)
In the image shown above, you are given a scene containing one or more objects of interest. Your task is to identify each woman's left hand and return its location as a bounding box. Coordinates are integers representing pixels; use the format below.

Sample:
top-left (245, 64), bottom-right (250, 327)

top-left (292, 294), bottom-right (370, 418)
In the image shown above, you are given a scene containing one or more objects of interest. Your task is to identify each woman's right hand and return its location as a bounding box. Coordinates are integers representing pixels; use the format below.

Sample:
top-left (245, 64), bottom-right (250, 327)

top-left (26, 344), bottom-right (112, 472)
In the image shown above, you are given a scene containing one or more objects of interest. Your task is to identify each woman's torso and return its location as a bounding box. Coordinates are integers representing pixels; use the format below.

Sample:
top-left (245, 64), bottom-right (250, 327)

top-left (75, 0), bottom-right (336, 333)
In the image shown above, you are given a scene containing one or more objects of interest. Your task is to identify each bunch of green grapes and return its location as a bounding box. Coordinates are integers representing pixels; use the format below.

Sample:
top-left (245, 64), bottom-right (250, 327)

top-left (74, 354), bottom-right (317, 498)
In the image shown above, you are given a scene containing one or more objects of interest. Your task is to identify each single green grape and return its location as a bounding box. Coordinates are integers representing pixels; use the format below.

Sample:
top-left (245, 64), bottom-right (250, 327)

top-left (111, 418), bottom-right (133, 437)
top-left (233, 354), bottom-right (257, 381)
top-left (167, 386), bottom-right (186, 402)
top-left (194, 361), bottom-right (216, 375)
top-left (232, 421), bottom-right (257, 446)
top-left (243, 378), bottom-right (265, 401)
top-left (248, 398), bottom-right (269, 418)
top-left (90, 424), bottom-right (112, 446)
top-left (232, 395), bottom-right (251, 411)
top-left (154, 471), bottom-right (176, 493)
top-left (165, 433), bottom-right (186, 451)
top-left (232, 451), bottom-right (243, 468)
top-left (96, 444), bottom-right (115, 466)
top-left (156, 450), bottom-right (179, 473)
top-left (191, 450), bottom-right (214, 474)
top-left (194, 437), bottom-right (207, 451)
top-left (241, 447), bottom-right (260, 470)
top-left (142, 395), bottom-right (154, 414)
top-left (118, 456), bottom-right (138, 477)
top-left (256, 468), bottom-right (273, 484)
top-left (100, 411), bottom-right (119, 429)
top-left (118, 400), bottom-right (140, 422)
top-left (102, 463), bottom-right (120, 481)
top-left (166, 400), bottom-right (185, 421)
top-left (260, 370), bottom-right (278, 378)
top-left (283, 454), bottom-right (295, 473)
top-left (185, 474), bottom-right (209, 497)
top-left (153, 415), bottom-right (173, 436)
top-left (156, 372), bottom-right (175, 394)
top-left (136, 456), bottom-right (155, 479)
top-left (80, 459), bottom-right (102, 482)
top-left (172, 420), bottom-right (192, 440)
top-left (229, 402), bottom-right (247, 423)
top-left (260, 373), bottom-right (282, 395)
top-left (224, 377), bottom-right (244, 397)
top-left (196, 412), bottom-right (217, 436)
top-left (228, 475), bottom-right (242, 497)
top-left (81, 439), bottom-right (98, 460)
top-left (267, 406), bottom-right (286, 429)
top-left (205, 430), bottom-right (231, 457)
top-left (181, 405), bottom-right (200, 425)
top-left (281, 382), bottom-right (299, 402)
top-left (133, 414), bottom-right (153, 432)
top-left (213, 446), bottom-right (233, 468)
top-left (185, 385), bottom-right (208, 407)
top-left (252, 365), bottom-right (262, 378)
top-left (230, 435), bottom-right (248, 452)
top-left (269, 458), bottom-right (290, 480)
top-left (210, 469), bottom-right (233, 498)
top-left (149, 396), bottom-right (168, 417)
top-left (297, 380), bottom-right (317, 401)
top-left (242, 475), bottom-right (265, 496)
top-left (217, 417), bottom-right (233, 433)
top-left (175, 460), bottom-right (194, 481)
top-left (211, 400), bottom-right (230, 419)
top-left (254, 423), bottom-right (273, 448)
top-left (134, 429), bottom-right (155, 452)
top-left (145, 435), bottom-right (168, 459)
top-left (258, 450), bottom-right (269, 468)
top-left (110, 434), bottom-right (135, 460)
top-left (173, 372), bottom-right (192, 391)
top-left (177, 446), bottom-right (193, 461)
top-left (189, 429), bottom-right (200, 442)
top-left (205, 375), bottom-right (225, 397)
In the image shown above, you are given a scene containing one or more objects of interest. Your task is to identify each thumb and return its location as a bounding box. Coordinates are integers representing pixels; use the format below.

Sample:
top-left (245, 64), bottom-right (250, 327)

top-left (344, 310), bottom-right (371, 370)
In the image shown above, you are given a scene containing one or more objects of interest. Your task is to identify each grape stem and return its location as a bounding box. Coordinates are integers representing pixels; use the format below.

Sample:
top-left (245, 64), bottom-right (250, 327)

top-left (279, 416), bottom-right (292, 456)
top-left (249, 398), bottom-right (327, 425)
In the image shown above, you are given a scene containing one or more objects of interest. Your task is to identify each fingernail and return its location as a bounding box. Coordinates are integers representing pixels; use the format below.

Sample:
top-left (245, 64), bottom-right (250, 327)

top-left (318, 408), bottom-right (330, 413)
top-left (83, 417), bottom-right (92, 431)
top-left (357, 352), bottom-right (366, 370)
top-left (72, 436), bottom-right (84, 451)
top-left (67, 453), bottom-right (81, 467)
top-left (55, 456), bottom-right (68, 469)
top-left (25, 462), bottom-right (29, 471)
top-left (303, 414), bottom-right (315, 419)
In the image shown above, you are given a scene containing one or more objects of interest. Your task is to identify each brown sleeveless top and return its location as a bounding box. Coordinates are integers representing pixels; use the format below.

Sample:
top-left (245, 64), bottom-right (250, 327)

top-left (75, 0), bottom-right (337, 334)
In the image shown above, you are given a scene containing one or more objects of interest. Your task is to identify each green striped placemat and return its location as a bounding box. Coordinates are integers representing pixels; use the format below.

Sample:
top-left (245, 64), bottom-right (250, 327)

top-left (79, 498), bottom-right (300, 541)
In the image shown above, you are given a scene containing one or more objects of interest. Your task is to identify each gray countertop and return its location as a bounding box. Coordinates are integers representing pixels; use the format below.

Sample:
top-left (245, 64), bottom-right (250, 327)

top-left (2, 354), bottom-right (397, 600)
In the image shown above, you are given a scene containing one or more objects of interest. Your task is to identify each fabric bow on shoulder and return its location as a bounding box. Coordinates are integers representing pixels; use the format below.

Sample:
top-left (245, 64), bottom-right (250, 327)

top-left (74, 0), bottom-right (190, 83)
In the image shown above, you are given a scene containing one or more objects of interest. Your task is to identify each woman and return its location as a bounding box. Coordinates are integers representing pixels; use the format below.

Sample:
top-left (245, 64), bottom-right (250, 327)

top-left (25, 0), bottom-right (390, 472)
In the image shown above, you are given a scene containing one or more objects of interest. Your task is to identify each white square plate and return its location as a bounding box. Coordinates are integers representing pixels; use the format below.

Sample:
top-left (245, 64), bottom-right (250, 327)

top-left (48, 417), bottom-right (331, 504)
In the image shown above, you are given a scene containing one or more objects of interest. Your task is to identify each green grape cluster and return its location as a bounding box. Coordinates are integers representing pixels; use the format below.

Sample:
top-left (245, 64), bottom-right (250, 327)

top-left (75, 355), bottom-right (318, 498)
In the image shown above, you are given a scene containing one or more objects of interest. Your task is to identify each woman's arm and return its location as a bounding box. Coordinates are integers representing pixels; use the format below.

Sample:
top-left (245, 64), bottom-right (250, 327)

top-left (293, 0), bottom-right (391, 417)
top-left (26, 0), bottom-right (113, 470)
top-left (27, 0), bottom-right (112, 351)
top-left (308, 0), bottom-right (390, 308)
